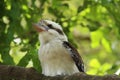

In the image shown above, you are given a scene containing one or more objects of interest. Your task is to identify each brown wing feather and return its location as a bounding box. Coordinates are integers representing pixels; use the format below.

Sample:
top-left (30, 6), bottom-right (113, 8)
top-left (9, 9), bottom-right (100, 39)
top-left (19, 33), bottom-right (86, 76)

top-left (63, 41), bottom-right (84, 72)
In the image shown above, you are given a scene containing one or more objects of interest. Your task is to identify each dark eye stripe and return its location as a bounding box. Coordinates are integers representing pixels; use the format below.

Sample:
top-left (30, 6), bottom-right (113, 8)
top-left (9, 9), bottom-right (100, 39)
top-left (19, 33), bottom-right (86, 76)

top-left (55, 28), bottom-right (63, 35)
top-left (47, 24), bottom-right (63, 35)
top-left (47, 24), bottom-right (53, 29)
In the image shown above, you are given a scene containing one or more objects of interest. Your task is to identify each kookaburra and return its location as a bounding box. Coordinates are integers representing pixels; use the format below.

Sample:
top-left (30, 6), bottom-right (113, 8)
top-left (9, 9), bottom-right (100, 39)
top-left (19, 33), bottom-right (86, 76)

top-left (33, 20), bottom-right (84, 76)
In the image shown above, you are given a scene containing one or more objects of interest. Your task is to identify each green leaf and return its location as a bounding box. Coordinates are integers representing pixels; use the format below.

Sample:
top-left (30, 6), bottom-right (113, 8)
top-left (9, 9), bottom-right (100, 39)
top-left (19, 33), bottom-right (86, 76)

top-left (17, 51), bottom-right (31, 67)
top-left (31, 49), bottom-right (41, 72)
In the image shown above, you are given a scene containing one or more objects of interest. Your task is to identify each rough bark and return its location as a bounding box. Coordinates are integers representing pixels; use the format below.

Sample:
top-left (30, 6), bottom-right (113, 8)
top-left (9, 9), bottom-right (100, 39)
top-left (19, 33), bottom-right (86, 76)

top-left (0, 65), bottom-right (120, 80)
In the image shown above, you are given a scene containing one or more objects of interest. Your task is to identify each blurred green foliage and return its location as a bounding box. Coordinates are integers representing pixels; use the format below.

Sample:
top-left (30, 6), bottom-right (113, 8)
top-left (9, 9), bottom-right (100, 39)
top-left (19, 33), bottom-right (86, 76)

top-left (0, 0), bottom-right (120, 75)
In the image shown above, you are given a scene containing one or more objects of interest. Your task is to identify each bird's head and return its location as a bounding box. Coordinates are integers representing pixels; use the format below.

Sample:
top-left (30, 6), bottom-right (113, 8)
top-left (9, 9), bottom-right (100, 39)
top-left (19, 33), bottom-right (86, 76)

top-left (33, 20), bottom-right (68, 44)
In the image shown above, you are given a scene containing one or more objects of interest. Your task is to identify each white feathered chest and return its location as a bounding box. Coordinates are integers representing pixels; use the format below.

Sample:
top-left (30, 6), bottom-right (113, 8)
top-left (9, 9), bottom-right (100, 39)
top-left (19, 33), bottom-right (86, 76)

top-left (38, 39), bottom-right (79, 76)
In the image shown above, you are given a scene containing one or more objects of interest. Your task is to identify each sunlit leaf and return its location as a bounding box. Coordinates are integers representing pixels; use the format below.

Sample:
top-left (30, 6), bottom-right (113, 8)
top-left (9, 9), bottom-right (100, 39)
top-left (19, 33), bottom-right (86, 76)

top-left (90, 30), bottom-right (103, 48)
top-left (89, 58), bottom-right (101, 68)
top-left (101, 38), bottom-right (112, 53)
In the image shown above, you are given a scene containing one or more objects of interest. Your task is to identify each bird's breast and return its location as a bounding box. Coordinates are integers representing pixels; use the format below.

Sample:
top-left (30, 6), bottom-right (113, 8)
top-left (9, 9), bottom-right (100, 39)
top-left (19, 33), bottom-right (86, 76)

top-left (38, 40), bottom-right (79, 76)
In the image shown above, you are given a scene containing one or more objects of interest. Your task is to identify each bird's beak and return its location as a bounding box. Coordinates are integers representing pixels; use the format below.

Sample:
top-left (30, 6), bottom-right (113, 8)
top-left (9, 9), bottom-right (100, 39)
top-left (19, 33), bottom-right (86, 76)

top-left (33, 20), bottom-right (48, 32)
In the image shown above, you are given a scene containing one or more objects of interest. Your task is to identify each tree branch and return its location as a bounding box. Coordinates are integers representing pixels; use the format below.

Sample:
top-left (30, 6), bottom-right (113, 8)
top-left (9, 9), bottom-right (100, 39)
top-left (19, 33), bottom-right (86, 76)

top-left (0, 65), bottom-right (120, 80)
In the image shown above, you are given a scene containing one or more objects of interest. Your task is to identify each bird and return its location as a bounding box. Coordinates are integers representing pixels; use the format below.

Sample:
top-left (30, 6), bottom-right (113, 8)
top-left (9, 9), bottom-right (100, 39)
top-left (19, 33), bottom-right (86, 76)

top-left (33, 20), bottom-right (84, 76)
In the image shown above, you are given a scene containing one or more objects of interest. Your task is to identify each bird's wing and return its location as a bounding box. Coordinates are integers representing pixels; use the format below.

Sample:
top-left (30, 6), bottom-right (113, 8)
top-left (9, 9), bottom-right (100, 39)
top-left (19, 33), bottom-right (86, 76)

top-left (63, 41), bottom-right (84, 72)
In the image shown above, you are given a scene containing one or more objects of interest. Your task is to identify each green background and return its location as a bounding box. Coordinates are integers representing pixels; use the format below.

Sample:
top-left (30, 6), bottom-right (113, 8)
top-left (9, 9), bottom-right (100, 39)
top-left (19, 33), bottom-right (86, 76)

top-left (0, 0), bottom-right (120, 76)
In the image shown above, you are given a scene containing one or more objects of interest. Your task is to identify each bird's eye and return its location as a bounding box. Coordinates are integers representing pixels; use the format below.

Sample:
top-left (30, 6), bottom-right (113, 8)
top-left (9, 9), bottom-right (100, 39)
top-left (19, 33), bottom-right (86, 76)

top-left (47, 24), bottom-right (53, 29)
